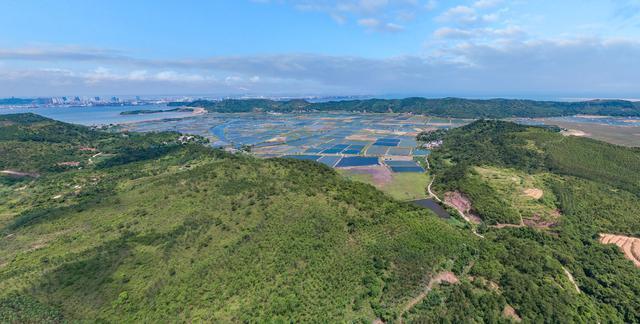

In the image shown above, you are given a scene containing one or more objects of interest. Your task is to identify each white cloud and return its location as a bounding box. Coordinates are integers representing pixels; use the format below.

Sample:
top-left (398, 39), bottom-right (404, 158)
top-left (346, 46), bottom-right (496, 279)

top-left (473, 0), bottom-right (502, 9)
top-left (434, 27), bottom-right (474, 39)
top-left (1, 38), bottom-right (639, 97)
top-left (358, 17), bottom-right (404, 32)
top-left (434, 25), bottom-right (525, 40)
top-left (437, 5), bottom-right (478, 24)
top-left (257, 0), bottom-right (420, 32)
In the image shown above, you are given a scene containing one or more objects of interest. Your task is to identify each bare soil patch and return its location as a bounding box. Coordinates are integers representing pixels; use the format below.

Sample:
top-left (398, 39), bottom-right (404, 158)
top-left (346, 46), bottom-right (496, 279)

top-left (444, 191), bottom-right (481, 224)
top-left (266, 136), bottom-right (286, 143)
top-left (502, 304), bottom-right (522, 322)
top-left (345, 134), bottom-right (376, 141)
top-left (467, 213), bottom-right (482, 224)
top-left (599, 234), bottom-right (640, 267)
top-left (444, 191), bottom-right (472, 214)
top-left (562, 129), bottom-right (589, 137)
top-left (523, 188), bottom-right (543, 199)
top-left (522, 213), bottom-right (559, 229)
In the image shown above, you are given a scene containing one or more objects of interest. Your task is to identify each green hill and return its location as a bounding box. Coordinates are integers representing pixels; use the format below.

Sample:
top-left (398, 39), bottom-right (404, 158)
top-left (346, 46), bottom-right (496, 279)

top-left (422, 120), bottom-right (640, 323)
top-left (180, 97), bottom-right (640, 118)
top-left (0, 114), bottom-right (475, 322)
top-left (2, 115), bottom-right (639, 323)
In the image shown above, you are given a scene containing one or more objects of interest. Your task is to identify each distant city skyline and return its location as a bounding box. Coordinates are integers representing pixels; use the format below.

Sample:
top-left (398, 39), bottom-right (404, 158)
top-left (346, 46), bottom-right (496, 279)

top-left (1, 0), bottom-right (639, 98)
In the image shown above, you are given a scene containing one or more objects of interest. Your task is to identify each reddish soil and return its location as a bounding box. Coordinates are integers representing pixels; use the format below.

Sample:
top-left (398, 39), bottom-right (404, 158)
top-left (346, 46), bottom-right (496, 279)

top-left (503, 304), bottom-right (522, 322)
top-left (444, 191), bottom-right (472, 213)
top-left (523, 213), bottom-right (559, 229)
top-left (444, 191), bottom-right (481, 224)
top-left (467, 213), bottom-right (482, 224)
top-left (599, 234), bottom-right (640, 267)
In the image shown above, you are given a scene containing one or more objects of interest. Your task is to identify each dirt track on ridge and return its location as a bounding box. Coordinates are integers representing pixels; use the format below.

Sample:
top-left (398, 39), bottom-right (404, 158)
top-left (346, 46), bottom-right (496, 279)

top-left (397, 272), bottom-right (459, 323)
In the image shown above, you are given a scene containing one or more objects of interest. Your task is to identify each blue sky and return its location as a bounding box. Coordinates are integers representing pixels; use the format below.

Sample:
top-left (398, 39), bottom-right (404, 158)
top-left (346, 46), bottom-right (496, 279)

top-left (0, 0), bottom-right (639, 98)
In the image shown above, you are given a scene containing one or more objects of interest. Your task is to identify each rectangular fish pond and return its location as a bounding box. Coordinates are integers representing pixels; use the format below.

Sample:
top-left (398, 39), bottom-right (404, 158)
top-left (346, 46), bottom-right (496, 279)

top-left (336, 156), bottom-right (380, 167)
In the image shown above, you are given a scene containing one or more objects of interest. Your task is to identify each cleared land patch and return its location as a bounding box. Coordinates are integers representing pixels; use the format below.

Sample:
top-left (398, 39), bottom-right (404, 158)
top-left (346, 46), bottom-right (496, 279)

top-left (444, 191), bottom-right (481, 224)
top-left (339, 168), bottom-right (428, 201)
top-left (473, 166), bottom-right (560, 228)
top-left (599, 234), bottom-right (640, 267)
top-left (523, 188), bottom-right (543, 199)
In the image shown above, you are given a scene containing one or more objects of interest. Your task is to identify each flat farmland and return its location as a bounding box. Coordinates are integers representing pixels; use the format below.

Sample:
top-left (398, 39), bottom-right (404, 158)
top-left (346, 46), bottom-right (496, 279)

top-left (339, 167), bottom-right (430, 201)
top-left (514, 116), bottom-right (640, 147)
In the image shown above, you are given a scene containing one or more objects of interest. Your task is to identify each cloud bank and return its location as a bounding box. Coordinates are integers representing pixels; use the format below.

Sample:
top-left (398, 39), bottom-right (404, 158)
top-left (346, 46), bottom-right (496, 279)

top-left (1, 37), bottom-right (638, 97)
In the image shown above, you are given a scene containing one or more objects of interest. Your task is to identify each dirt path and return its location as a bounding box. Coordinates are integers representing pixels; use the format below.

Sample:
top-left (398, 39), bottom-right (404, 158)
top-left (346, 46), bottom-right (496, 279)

top-left (562, 266), bottom-right (581, 294)
top-left (88, 152), bottom-right (102, 164)
top-left (427, 178), bottom-right (484, 238)
top-left (491, 215), bottom-right (525, 229)
top-left (397, 272), bottom-right (459, 323)
top-left (427, 177), bottom-right (441, 202)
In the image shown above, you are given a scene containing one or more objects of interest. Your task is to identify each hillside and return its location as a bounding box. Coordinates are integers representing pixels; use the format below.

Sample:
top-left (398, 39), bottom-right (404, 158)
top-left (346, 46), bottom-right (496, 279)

top-left (178, 97), bottom-right (640, 118)
top-left (0, 114), bottom-right (475, 322)
top-left (420, 120), bottom-right (640, 323)
top-left (1, 115), bottom-right (640, 322)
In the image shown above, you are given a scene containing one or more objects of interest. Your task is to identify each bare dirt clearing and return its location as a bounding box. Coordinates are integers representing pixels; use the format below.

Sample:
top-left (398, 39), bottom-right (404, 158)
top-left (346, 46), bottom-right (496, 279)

top-left (444, 191), bottom-right (481, 224)
top-left (523, 188), bottom-right (543, 199)
top-left (503, 304), bottom-right (522, 322)
top-left (562, 129), bottom-right (589, 137)
top-left (599, 234), bottom-right (640, 267)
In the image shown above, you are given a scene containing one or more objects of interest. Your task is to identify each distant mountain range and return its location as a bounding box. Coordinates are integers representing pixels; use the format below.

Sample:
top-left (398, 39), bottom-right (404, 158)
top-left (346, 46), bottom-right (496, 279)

top-left (176, 97), bottom-right (640, 118)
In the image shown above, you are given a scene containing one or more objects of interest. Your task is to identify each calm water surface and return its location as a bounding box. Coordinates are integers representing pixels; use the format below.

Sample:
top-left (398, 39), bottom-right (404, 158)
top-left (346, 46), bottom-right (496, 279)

top-left (0, 105), bottom-right (193, 126)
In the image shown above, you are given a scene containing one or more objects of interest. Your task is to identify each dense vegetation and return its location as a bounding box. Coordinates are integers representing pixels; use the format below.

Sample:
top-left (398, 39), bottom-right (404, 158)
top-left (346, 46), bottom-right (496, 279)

top-left (2, 114), bottom-right (639, 322)
top-left (419, 120), bottom-right (640, 322)
top-left (0, 114), bottom-right (476, 322)
top-left (180, 97), bottom-right (640, 118)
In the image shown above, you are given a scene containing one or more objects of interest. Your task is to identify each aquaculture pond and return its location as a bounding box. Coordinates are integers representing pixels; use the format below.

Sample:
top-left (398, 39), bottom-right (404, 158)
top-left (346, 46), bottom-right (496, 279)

top-left (123, 111), bottom-right (471, 170)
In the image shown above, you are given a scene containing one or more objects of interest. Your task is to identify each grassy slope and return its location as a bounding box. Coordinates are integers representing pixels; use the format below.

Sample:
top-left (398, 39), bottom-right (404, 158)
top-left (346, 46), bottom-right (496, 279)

top-left (338, 170), bottom-right (429, 201)
top-left (0, 114), bottom-right (476, 322)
